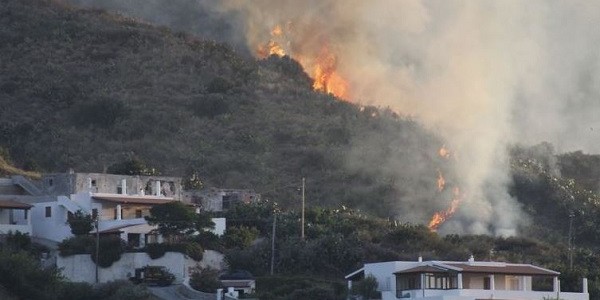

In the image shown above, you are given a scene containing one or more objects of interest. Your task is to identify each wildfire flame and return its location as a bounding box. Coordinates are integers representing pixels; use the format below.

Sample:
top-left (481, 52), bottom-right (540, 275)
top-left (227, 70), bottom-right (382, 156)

top-left (256, 25), bottom-right (350, 100)
top-left (429, 145), bottom-right (462, 231)
top-left (428, 187), bottom-right (462, 231)
top-left (312, 45), bottom-right (349, 99)
top-left (439, 144), bottom-right (451, 159)
top-left (436, 170), bottom-right (445, 192)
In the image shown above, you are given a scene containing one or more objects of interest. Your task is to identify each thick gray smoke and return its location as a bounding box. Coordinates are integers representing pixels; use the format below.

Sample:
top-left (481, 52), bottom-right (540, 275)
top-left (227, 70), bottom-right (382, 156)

top-left (215, 0), bottom-right (600, 236)
top-left (67, 0), bottom-right (600, 235)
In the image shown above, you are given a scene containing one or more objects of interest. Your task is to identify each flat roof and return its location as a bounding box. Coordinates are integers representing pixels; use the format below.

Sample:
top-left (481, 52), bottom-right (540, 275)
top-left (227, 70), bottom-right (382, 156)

top-left (445, 263), bottom-right (559, 276)
top-left (92, 194), bottom-right (175, 205)
top-left (0, 199), bottom-right (33, 209)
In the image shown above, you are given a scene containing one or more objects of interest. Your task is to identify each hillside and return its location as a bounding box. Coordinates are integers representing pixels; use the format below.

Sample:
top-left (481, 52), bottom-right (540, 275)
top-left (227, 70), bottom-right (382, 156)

top-left (0, 0), bottom-right (447, 218)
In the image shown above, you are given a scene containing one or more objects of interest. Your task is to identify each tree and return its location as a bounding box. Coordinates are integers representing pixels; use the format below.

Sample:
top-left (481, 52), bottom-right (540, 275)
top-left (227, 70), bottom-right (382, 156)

top-left (67, 210), bottom-right (94, 236)
top-left (222, 226), bottom-right (259, 249)
top-left (352, 275), bottom-right (379, 300)
top-left (146, 202), bottom-right (212, 242)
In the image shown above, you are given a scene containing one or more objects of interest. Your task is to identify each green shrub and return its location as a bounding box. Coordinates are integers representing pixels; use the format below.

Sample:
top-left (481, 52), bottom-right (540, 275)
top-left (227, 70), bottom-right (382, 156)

top-left (58, 236), bottom-right (95, 257)
top-left (94, 280), bottom-right (150, 300)
top-left (91, 236), bottom-right (125, 268)
top-left (145, 243), bottom-right (167, 259)
top-left (183, 242), bottom-right (204, 261)
top-left (4, 231), bottom-right (31, 251)
top-left (67, 210), bottom-right (94, 236)
top-left (351, 275), bottom-right (379, 299)
top-left (222, 226), bottom-right (259, 249)
top-left (194, 231), bottom-right (224, 252)
top-left (189, 266), bottom-right (220, 293)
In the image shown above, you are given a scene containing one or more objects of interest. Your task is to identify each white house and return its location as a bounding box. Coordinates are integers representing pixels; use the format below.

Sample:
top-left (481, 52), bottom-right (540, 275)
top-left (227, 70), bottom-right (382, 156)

top-left (345, 257), bottom-right (589, 300)
top-left (0, 173), bottom-right (225, 245)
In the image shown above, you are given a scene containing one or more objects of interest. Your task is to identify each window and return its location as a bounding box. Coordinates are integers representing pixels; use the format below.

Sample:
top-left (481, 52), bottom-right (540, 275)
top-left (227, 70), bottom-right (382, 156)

top-left (24, 210), bottom-right (28, 220)
top-left (484, 277), bottom-right (491, 290)
top-left (92, 208), bottom-right (98, 219)
top-left (507, 276), bottom-right (520, 290)
top-left (45, 206), bottom-right (51, 218)
top-left (48, 178), bottom-right (53, 186)
top-left (135, 209), bottom-right (143, 218)
top-left (128, 233), bottom-right (141, 248)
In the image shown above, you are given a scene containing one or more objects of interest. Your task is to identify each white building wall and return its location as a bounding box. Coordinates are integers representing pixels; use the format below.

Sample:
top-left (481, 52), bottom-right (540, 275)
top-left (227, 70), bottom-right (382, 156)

top-left (31, 200), bottom-right (73, 242)
top-left (58, 250), bottom-right (225, 284)
top-left (211, 218), bottom-right (226, 236)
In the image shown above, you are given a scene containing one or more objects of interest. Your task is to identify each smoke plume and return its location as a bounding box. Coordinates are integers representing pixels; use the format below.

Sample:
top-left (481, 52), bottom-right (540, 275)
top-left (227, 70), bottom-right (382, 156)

top-left (68, 0), bottom-right (600, 235)
top-left (216, 0), bottom-right (600, 235)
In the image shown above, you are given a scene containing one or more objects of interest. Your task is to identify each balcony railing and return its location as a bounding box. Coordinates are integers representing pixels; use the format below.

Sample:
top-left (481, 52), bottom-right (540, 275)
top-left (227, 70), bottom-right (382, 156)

top-left (397, 288), bottom-right (588, 300)
top-left (0, 223), bottom-right (32, 235)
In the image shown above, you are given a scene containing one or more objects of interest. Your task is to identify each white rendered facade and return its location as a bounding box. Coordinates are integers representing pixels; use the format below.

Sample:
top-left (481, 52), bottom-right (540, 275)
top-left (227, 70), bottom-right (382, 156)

top-left (346, 259), bottom-right (589, 300)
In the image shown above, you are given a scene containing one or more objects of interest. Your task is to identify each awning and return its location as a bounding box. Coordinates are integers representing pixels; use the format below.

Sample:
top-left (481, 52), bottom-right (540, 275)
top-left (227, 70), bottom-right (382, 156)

top-left (0, 199), bottom-right (33, 209)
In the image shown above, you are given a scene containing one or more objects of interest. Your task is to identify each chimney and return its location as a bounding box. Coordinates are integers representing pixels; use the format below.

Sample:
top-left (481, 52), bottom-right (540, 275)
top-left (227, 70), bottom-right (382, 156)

top-left (468, 255), bottom-right (475, 263)
top-left (155, 180), bottom-right (161, 196)
top-left (418, 256), bottom-right (423, 262)
top-left (121, 179), bottom-right (127, 195)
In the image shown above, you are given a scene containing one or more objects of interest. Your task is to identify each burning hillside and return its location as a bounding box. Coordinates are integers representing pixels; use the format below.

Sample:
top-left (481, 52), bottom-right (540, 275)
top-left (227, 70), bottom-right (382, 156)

top-left (256, 24), bottom-right (350, 100)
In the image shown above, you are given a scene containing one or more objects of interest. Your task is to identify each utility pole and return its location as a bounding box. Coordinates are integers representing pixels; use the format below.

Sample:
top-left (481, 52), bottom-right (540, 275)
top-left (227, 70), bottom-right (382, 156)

top-left (95, 216), bottom-right (99, 284)
top-left (301, 177), bottom-right (305, 240)
top-left (270, 212), bottom-right (277, 275)
top-left (568, 212), bottom-right (574, 270)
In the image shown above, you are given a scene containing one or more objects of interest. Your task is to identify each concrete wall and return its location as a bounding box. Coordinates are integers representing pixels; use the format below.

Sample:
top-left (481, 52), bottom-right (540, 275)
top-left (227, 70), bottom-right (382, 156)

top-left (37, 173), bottom-right (183, 200)
top-left (58, 250), bottom-right (225, 284)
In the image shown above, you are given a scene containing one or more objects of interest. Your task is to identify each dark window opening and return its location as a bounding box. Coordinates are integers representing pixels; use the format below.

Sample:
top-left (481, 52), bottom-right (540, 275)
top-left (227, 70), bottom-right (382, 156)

top-left (24, 210), bottom-right (28, 220)
top-left (135, 209), bottom-right (142, 218)
top-left (484, 277), bottom-right (491, 290)
top-left (45, 206), bottom-right (51, 218)
top-left (128, 233), bottom-right (141, 248)
top-left (92, 208), bottom-right (98, 219)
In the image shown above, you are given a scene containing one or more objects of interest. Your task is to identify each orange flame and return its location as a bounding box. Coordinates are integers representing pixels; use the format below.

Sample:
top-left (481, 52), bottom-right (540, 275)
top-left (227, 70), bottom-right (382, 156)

top-left (257, 40), bottom-right (286, 58)
top-left (256, 25), bottom-right (350, 100)
top-left (312, 45), bottom-right (349, 99)
top-left (439, 145), bottom-right (451, 159)
top-left (428, 187), bottom-right (461, 231)
top-left (436, 170), bottom-right (445, 192)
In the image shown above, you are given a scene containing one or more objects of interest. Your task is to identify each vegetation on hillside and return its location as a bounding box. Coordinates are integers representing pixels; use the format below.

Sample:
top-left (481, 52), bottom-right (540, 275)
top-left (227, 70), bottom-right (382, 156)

top-left (0, 0), bottom-right (445, 219)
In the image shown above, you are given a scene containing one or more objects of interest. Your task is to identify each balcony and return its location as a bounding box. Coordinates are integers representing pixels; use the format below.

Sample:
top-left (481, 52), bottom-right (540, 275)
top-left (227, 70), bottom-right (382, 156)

top-left (397, 288), bottom-right (588, 300)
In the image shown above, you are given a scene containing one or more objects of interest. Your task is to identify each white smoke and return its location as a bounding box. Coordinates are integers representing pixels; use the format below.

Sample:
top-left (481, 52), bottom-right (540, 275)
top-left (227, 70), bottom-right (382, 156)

top-left (217, 0), bottom-right (600, 235)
